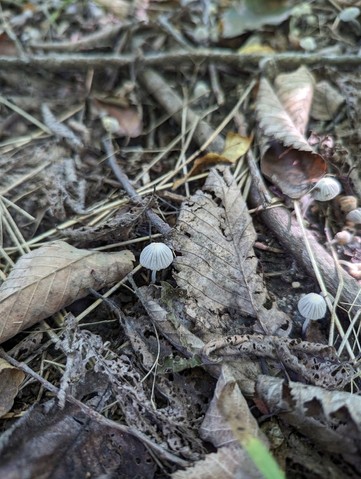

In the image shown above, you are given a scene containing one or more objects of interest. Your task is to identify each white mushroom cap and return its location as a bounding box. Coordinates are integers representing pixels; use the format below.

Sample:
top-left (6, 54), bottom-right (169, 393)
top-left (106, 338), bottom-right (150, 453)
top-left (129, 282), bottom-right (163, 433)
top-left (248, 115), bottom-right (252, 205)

top-left (346, 208), bottom-right (361, 224)
top-left (298, 293), bottom-right (327, 320)
top-left (139, 242), bottom-right (173, 271)
top-left (311, 177), bottom-right (341, 202)
top-left (339, 7), bottom-right (360, 22)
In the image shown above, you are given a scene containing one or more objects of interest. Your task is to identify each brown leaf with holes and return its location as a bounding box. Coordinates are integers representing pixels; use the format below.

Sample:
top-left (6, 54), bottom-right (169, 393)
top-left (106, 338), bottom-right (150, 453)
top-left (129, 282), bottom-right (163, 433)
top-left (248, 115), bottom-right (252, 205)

top-left (172, 167), bottom-right (291, 337)
top-left (256, 375), bottom-right (361, 470)
top-left (256, 66), bottom-right (327, 198)
top-left (0, 388), bottom-right (156, 478)
top-left (0, 359), bottom-right (25, 417)
top-left (0, 241), bottom-right (134, 344)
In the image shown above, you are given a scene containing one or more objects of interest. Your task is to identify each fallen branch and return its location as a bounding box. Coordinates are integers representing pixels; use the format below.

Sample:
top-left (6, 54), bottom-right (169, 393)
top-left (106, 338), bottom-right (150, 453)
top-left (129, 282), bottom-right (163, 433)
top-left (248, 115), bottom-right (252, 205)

top-left (1, 50), bottom-right (361, 71)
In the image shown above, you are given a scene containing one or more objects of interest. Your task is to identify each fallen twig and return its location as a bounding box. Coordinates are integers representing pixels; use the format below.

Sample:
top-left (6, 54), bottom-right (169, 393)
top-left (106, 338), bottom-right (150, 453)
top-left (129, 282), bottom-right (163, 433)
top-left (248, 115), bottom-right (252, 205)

top-left (103, 138), bottom-right (172, 237)
top-left (1, 50), bottom-right (361, 71)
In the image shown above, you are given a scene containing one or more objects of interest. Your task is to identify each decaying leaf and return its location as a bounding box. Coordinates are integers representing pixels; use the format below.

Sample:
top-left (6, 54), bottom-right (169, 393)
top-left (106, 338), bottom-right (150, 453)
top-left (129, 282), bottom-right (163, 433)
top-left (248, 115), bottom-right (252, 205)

top-left (93, 0), bottom-right (130, 18)
top-left (172, 167), bottom-right (291, 336)
top-left (93, 97), bottom-right (143, 138)
top-left (221, 0), bottom-right (293, 38)
top-left (256, 67), bottom-right (327, 198)
top-left (0, 241), bottom-right (134, 344)
top-left (311, 80), bottom-right (345, 121)
top-left (202, 334), bottom-right (355, 390)
top-left (257, 67), bottom-right (315, 150)
top-left (0, 358), bottom-right (25, 417)
top-left (134, 283), bottom-right (205, 357)
top-left (172, 446), bottom-right (261, 479)
top-left (195, 364), bottom-right (270, 479)
top-left (0, 395), bottom-right (156, 479)
top-left (173, 132), bottom-right (252, 189)
top-left (256, 375), bottom-right (361, 470)
top-left (261, 140), bottom-right (327, 198)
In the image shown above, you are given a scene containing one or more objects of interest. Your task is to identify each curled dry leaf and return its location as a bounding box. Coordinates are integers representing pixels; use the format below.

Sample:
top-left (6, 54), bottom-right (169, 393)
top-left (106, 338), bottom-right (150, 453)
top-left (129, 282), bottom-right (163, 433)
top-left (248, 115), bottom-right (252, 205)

top-left (0, 241), bottom-right (134, 344)
top-left (256, 66), bottom-right (327, 198)
top-left (256, 375), bottom-right (361, 470)
top-left (172, 365), bottom-right (267, 479)
top-left (0, 358), bottom-right (25, 417)
top-left (261, 141), bottom-right (327, 199)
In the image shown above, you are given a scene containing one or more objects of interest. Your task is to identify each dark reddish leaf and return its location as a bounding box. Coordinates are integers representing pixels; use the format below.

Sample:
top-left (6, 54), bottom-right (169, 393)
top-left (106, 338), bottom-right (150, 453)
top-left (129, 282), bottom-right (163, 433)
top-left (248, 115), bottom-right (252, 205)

top-left (261, 141), bottom-right (327, 198)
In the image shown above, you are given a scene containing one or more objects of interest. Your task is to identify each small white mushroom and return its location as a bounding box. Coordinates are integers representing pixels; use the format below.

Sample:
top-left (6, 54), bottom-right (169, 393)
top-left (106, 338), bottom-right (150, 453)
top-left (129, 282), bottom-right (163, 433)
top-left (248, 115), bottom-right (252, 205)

top-left (339, 7), bottom-right (360, 23)
top-left (346, 208), bottom-right (361, 224)
top-left (298, 292), bottom-right (327, 335)
top-left (139, 242), bottom-right (173, 283)
top-left (311, 177), bottom-right (341, 201)
top-left (333, 230), bottom-right (353, 245)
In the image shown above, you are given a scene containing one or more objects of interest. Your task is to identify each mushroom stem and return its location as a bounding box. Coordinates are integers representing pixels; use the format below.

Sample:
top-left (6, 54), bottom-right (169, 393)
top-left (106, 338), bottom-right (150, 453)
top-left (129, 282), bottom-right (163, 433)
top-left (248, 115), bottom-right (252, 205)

top-left (151, 270), bottom-right (157, 283)
top-left (302, 317), bottom-right (311, 336)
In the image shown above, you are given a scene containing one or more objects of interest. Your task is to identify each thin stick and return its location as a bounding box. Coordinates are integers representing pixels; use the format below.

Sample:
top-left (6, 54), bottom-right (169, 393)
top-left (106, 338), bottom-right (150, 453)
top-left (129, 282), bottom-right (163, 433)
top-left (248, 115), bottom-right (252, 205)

top-left (103, 137), bottom-right (172, 237)
top-left (0, 96), bottom-right (51, 133)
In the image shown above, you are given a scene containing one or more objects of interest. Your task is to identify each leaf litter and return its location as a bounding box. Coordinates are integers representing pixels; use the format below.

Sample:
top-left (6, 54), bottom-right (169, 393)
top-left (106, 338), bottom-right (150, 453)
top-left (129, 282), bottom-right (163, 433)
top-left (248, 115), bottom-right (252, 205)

top-left (1, 1), bottom-right (361, 478)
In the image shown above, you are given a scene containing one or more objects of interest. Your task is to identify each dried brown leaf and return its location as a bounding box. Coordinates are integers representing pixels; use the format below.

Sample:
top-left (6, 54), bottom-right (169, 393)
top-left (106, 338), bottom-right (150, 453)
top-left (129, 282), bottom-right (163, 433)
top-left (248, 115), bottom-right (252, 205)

top-left (261, 141), bottom-right (327, 199)
top-left (311, 81), bottom-right (345, 121)
top-left (173, 132), bottom-right (252, 190)
top-left (256, 376), bottom-right (361, 469)
top-left (94, 98), bottom-right (143, 138)
top-left (200, 365), bottom-right (264, 447)
top-left (0, 358), bottom-right (25, 417)
top-left (256, 67), bottom-right (315, 152)
top-left (175, 364), bottom-right (265, 479)
top-left (256, 67), bottom-right (327, 198)
top-left (0, 241), bottom-right (134, 344)
top-left (134, 283), bottom-right (205, 356)
top-left (93, 0), bottom-right (130, 18)
top-left (173, 167), bottom-right (291, 336)
top-left (0, 395), bottom-right (156, 479)
top-left (172, 446), bottom-right (261, 479)
top-left (274, 66), bottom-right (315, 135)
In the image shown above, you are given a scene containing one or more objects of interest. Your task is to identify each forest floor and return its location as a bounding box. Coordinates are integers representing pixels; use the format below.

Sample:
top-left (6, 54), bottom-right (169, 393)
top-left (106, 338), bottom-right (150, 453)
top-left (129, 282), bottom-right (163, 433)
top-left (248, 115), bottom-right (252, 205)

top-left (0, 1), bottom-right (361, 478)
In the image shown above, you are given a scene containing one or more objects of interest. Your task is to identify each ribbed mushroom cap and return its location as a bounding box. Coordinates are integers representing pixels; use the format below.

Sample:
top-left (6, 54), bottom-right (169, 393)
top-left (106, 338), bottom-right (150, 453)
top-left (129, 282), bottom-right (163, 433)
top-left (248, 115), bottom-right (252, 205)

top-left (139, 242), bottom-right (173, 271)
top-left (346, 208), bottom-right (361, 224)
top-left (311, 177), bottom-right (341, 201)
top-left (298, 293), bottom-right (327, 320)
